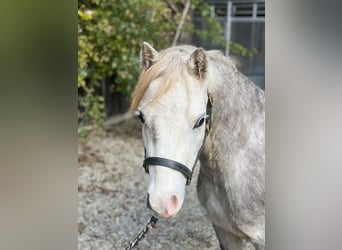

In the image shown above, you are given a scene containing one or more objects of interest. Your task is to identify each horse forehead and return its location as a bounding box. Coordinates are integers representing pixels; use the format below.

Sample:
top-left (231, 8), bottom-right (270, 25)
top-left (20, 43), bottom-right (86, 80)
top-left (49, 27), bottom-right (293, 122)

top-left (141, 77), bottom-right (203, 106)
top-left (142, 94), bottom-right (191, 117)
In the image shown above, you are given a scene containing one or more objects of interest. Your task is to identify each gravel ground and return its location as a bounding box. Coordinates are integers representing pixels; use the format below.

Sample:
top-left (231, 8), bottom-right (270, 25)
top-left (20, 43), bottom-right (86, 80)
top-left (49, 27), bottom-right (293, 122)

top-left (78, 118), bottom-right (219, 250)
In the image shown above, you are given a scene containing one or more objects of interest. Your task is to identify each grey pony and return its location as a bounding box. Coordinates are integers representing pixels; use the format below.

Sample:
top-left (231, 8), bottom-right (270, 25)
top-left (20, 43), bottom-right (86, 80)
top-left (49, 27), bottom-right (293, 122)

top-left (133, 44), bottom-right (265, 250)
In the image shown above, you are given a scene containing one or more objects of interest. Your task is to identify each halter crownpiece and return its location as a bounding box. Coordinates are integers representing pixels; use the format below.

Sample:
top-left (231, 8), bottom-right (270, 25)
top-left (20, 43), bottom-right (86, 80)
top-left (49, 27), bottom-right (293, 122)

top-left (142, 93), bottom-right (213, 185)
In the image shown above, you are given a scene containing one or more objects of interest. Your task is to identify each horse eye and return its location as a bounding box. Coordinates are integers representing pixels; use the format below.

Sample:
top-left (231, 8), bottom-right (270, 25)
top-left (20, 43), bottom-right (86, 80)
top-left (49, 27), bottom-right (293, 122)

top-left (136, 111), bottom-right (145, 123)
top-left (193, 115), bottom-right (207, 129)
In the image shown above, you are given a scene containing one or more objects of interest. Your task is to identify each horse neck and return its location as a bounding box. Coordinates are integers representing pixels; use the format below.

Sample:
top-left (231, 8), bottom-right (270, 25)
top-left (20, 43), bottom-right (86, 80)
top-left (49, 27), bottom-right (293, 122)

top-left (209, 58), bottom-right (264, 119)
top-left (204, 57), bottom-right (265, 164)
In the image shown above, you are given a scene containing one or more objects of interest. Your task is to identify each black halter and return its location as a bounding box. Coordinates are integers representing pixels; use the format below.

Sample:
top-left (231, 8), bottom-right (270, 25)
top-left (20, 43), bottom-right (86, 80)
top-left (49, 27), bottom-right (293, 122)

top-left (142, 93), bottom-right (212, 185)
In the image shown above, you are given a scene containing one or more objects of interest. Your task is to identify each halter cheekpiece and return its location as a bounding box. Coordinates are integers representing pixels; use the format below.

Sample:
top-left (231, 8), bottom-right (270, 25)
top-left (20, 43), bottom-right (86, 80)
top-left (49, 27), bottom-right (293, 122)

top-left (142, 93), bottom-right (212, 185)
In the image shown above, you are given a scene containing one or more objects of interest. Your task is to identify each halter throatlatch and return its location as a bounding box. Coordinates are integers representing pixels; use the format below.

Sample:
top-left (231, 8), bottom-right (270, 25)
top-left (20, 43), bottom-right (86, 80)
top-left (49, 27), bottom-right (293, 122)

top-left (142, 93), bottom-right (212, 185)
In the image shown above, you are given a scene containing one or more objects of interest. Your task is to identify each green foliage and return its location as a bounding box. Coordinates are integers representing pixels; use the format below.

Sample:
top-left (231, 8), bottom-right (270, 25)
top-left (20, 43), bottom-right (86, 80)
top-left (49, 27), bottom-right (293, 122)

top-left (78, 95), bottom-right (104, 125)
top-left (78, 0), bottom-right (180, 127)
top-left (228, 41), bottom-right (258, 58)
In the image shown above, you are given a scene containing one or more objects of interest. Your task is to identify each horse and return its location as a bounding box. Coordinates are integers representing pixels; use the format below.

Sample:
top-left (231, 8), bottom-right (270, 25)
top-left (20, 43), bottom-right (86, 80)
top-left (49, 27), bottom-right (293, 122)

top-left (130, 42), bottom-right (265, 250)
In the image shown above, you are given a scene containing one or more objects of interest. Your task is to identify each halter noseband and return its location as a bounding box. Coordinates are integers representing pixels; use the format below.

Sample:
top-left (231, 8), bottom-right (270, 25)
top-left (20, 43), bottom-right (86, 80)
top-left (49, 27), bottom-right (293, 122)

top-left (142, 93), bottom-right (212, 185)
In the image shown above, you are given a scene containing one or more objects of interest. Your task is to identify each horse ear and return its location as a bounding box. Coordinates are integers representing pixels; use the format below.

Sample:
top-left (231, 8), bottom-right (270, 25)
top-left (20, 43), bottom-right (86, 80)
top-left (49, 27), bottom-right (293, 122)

top-left (140, 42), bottom-right (159, 71)
top-left (188, 48), bottom-right (207, 80)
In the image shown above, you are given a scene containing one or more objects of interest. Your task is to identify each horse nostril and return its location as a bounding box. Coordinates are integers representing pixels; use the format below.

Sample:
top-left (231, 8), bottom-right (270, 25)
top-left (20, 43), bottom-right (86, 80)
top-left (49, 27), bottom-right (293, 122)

top-left (146, 194), bottom-right (152, 210)
top-left (168, 195), bottom-right (179, 214)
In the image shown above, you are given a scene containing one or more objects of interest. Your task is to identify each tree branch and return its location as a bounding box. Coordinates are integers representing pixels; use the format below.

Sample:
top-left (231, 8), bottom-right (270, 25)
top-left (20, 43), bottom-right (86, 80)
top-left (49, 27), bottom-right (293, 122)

top-left (165, 0), bottom-right (179, 13)
top-left (172, 0), bottom-right (191, 46)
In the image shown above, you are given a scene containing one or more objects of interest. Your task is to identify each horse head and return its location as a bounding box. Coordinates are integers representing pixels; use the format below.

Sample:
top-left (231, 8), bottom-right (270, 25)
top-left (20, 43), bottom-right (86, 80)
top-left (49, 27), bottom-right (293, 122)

top-left (131, 42), bottom-right (211, 218)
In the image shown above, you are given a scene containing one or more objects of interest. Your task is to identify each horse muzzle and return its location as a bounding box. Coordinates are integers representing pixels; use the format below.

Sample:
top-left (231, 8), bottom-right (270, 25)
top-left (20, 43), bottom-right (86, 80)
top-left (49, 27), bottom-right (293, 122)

top-left (146, 192), bottom-right (181, 218)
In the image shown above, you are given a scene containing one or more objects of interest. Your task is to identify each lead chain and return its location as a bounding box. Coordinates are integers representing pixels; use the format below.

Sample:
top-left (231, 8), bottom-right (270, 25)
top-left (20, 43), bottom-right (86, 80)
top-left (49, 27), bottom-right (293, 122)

top-left (125, 216), bottom-right (158, 250)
